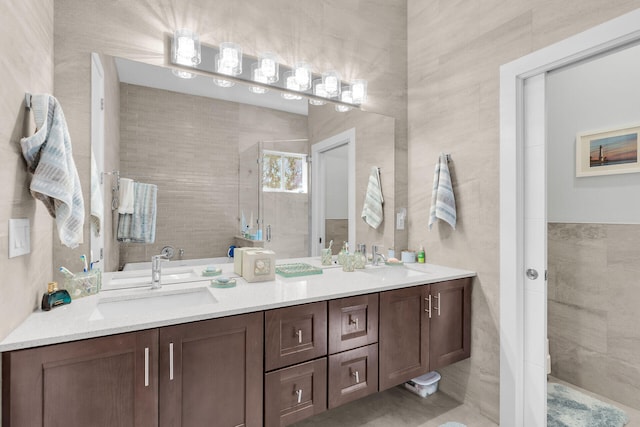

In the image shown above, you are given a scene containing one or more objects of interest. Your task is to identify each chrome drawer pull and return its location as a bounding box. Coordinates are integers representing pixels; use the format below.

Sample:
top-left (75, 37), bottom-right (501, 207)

top-left (352, 369), bottom-right (360, 384)
top-left (169, 342), bottom-right (174, 381)
top-left (424, 295), bottom-right (432, 318)
top-left (295, 388), bottom-right (303, 404)
top-left (349, 315), bottom-right (359, 329)
top-left (296, 329), bottom-right (303, 344)
top-left (144, 347), bottom-right (150, 387)
top-left (434, 292), bottom-right (441, 316)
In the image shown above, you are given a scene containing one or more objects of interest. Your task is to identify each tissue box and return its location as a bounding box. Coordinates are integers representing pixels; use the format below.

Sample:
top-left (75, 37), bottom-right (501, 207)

top-left (234, 247), bottom-right (263, 275)
top-left (242, 250), bottom-right (276, 282)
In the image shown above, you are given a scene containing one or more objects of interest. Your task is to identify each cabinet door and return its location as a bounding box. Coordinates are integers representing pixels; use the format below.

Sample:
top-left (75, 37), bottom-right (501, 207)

top-left (264, 358), bottom-right (327, 427)
top-left (159, 312), bottom-right (263, 427)
top-left (378, 285), bottom-right (430, 390)
top-left (328, 344), bottom-right (378, 409)
top-left (265, 301), bottom-right (327, 371)
top-left (2, 330), bottom-right (158, 427)
top-left (429, 278), bottom-right (472, 370)
top-left (328, 294), bottom-right (378, 354)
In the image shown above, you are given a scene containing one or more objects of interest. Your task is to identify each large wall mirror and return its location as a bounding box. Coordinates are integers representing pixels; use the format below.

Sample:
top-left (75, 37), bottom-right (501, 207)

top-left (90, 53), bottom-right (396, 273)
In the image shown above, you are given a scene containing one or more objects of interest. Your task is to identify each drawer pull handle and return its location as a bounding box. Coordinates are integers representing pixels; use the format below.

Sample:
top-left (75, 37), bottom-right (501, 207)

top-left (144, 347), bottom-right (150, 387)
top-left (434, 292), bottom-right (441, 316)
top-left (424, 295), bottom-right (432, 318)
top-left (169, 342), bottom-right (174, 381)
top-left (352, 369), bottom-right (360, 384)
top-left (296, 329), bottom-right (303, 344)
top-left (349, 315), bottom-right (359, 329)
top-left (295, 388), bottom-right (303, 404)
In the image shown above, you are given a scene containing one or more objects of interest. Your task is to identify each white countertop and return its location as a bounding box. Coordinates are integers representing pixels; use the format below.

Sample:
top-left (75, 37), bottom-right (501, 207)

top-left (0, 258), bottom-right (475, 352)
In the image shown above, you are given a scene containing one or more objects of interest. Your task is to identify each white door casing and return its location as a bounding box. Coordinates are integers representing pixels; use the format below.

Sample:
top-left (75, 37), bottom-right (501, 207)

top-left (500, 8), bottom-right (640, 426)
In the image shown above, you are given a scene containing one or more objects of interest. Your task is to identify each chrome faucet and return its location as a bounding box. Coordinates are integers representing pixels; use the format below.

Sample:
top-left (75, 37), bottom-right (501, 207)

top-left (371, 245), bottom-right (387, 266)
top-left (151, 254), bottom-right (169, 289)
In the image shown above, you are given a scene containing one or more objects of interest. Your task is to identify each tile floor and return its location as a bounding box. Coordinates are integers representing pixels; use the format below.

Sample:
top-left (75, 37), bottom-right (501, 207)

top-left (292, 385), bottom-right (497, 427)
top-left (293, 378), bottom-right (640, 426)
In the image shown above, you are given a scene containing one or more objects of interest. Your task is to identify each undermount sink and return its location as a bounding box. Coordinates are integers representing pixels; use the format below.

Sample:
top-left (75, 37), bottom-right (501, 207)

top-left (102, 267), bottom-right (202, 291)
top-left (91, 287), bottom-right (217, 320)
top-left (360, 264), bottom-right (426, 281)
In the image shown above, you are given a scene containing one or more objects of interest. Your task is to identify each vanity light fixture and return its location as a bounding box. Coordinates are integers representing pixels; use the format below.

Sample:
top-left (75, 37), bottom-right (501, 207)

top-left (168, 30), bottom-right (368, 111)
top-left (171, 29), bottom-right (201, 79)
top-left (258, 52), bottom-right (279, 83)
top-left (322, 70), bottom-right (341, 98)
top-left (309, 79), bottom-right (327, 105)
top-left (281, 71), bottom-right (303, 100)
top-left (350, 79), bottom-right (368, 105)
top-left (249, 63), bottom-right (269, 94)
top-left (335, 90), bottom-right (353, 112)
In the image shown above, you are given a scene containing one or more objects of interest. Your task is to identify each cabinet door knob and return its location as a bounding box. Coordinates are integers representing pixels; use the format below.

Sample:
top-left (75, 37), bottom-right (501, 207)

top-left (295, 329), bottom-right (303, 344)
top-left (295, 388), bottom-right (303, 404)
top-left (349, 315), bottom-right (359, 329)
top-left (351, 369), bottom-right (360, 384)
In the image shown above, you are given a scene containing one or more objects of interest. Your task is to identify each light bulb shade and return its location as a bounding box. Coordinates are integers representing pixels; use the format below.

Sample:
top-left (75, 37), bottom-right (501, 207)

top-left (258, 52), bottom-right (279, 83)
top-left (282, 71), bottom-right (302, 100)
top-left (309, 79), bottom-right (327, 105)
top-left (322, 70), bottom-right (341, 98)
top-left (293, 62), bottom-right (312, 91)
top-left (336, 90), bottom-right (353, 112)
top-left (350, 79), bottom-right (368, 104)
top-left (172, 29), bottom-right (201, 67)
top-left (249, 63), bottom-right (268, 94)
top-left (216, 42), bottom-right (242, 76)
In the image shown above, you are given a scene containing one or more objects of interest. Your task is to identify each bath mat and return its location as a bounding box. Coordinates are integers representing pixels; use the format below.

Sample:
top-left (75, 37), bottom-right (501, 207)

top-left (439, 423), bottom-right (466, 427)
top-left (548, 383), bottom-right (629, 427)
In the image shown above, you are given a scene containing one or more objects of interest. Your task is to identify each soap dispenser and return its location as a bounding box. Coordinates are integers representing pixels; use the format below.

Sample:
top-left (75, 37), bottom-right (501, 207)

top-left (41, 282), bottom-right (71, 311)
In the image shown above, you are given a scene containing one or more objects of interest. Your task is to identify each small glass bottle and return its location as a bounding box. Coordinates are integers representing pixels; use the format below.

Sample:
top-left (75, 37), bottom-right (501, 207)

top-left (354, 247), bottom-right (366, 269)
top-left (41, 282), bottom-right (72, 311)
top-left (337, 242), bottom-right (349, 265)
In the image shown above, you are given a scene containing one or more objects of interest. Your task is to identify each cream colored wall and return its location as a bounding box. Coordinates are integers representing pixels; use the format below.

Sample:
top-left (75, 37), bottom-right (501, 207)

top-left (0, 0), bottom-right (54, 341)
top-left (407, 0), bottom-right (640, 422)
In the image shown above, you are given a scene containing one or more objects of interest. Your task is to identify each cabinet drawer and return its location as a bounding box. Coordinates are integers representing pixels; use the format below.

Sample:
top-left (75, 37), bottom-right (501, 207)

top-left (328, 344), bottom-right (378, 409)
top-left (264, 358), bottom-right (327, 427)
top-left (265, 301), bottom-right (327, 371)
top-left (328, 294), bottom-right (378, 354)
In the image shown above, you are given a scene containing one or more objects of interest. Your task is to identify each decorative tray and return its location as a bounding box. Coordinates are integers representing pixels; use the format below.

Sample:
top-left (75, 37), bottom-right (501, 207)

top-left (276, 263), bottom-right (323, 277)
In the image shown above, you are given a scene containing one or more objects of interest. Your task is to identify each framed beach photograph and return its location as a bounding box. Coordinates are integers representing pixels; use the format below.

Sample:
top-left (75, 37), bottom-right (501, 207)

top-left (576, 124), bottom-right (640, 177)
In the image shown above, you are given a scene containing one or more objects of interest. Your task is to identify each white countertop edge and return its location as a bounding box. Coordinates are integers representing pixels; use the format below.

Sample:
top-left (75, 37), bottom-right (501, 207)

top-left (0, 261), bottom-right (475, 352)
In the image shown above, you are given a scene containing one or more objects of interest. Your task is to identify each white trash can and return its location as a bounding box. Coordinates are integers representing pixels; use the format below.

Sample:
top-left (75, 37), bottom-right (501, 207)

top-left (404, 371), bottom-right (441, 398)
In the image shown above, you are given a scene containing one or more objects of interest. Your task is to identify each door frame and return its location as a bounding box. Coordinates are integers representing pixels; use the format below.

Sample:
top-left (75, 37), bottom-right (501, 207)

top-left (499, 8), bottom-right (640, 426)
top-left (311, 128), bottom-right (356, 256)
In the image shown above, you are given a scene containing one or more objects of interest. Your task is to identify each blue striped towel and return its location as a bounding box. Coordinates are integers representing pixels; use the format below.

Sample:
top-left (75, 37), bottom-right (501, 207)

top-left (361, 166), bottom-right (384, 229)
top-left (20, 94), bottom-right (85, 248)
top-left (428, 153), bottom-right (456, 230)
top-left (117, 182), bottom-right (157, 243)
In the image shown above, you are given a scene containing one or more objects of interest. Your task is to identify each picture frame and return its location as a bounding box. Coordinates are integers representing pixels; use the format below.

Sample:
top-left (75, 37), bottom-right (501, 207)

top-left (576, 124), bottom-right (640, 177)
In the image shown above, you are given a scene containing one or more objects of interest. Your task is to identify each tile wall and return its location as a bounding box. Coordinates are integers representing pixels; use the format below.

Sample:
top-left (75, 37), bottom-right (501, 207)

top-left (548, 222), bottom-right (640, 410)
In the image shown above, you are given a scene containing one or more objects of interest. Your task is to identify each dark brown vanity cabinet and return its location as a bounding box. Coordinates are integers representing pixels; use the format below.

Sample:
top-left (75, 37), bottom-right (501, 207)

top-left (2, 329), bottom-right (159, 427)
top-left (2, 312), bottom-right (264, 427)
top-left (264, 302), bottom-right (328, 427)
top-left (159, 312), bottom-right (264, 427)
top-left (264, 301), bottom-right (327, 371)
top-left (327, 294), bottom-right (379, 408)
top-left (379, 278), bottom-right (471, 391)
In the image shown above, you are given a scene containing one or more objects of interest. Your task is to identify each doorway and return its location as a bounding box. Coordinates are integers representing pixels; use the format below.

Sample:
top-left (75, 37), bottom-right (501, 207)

top-left (499, 8), bottom-right (640, 427)
top-left (311, 128), bottom-right (356, 256)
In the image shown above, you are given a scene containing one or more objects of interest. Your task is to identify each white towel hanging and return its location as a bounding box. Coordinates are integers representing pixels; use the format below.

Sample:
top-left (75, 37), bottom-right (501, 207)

top-left (428, 153), bottom-right (456, 230)
top-left (361, 166), bottom-right (384, 229)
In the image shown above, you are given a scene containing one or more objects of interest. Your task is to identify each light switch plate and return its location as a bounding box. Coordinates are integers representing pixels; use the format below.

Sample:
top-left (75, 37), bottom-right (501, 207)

top-left (9, 218), bottom-right (30, 258)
